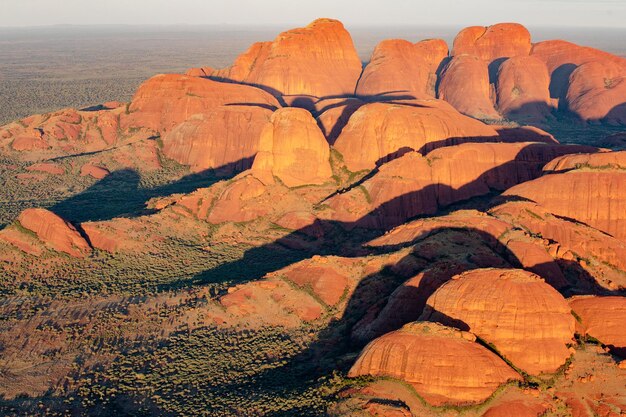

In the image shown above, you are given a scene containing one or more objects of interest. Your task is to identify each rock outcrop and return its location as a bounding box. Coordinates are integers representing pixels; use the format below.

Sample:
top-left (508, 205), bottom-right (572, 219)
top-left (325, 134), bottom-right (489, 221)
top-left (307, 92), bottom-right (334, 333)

top-left (543, 150), bottom-right (626, 173)
top-left (213, 18), bottom-right (362, 100)
top-left (420, 268), bottom-right (575, 375)
top-left (160, 109), bottom-right (271, 173)
top-left (15, 208), bottom-right (91, 257)
top-left (124, 73), bottom-right (280, 133)
top-left (427, 142), bottom-right (596, 206)
top-left (348, 322), bottom-right (521, 405)
top-left (530, 40), bottom-right (626, 102)
top-left (333, 100), bottom-right (498, 171)
top-left (356, 38), bottom-right (448, 98)
top-left (566, 59), bottom-right (626, 124)
top-left (482, 400), bottom-right (548, 417)
top-left (569, 296), bottom-right (626, 356)
top-left (323, 142), bottom-right (595, 229)
top-left (438, 55), bottom-right (500, 120)
top-left (496, 55), bottom-right (553, 121)
top-left (503, 170), bottom-right (626, 242)
top-left (251, 108), bottom-right (333, 187)
top-left (491, 201), bottom-right (626, 289)
top-left (452, 23), bottom-right (532, 62)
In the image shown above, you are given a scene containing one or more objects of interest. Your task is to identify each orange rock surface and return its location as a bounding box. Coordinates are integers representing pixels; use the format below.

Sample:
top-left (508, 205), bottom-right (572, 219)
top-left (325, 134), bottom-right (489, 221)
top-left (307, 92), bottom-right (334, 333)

top-left (543, 150), bottom-right (626, 172)
top-left (569, 296), bottom-right (626, 356)
top-left (213, 18), bottom-right (362, 99)
top-left (26, 162), bottom-right (65, 175)
top-left (323, 151), bottom-right (437, 229)
top-left (566, 59), bottom-right (626, 124)
top-left (80, 164), bottom-right (110, 179)
top-left (428, 142), bottom-right (596, 206)
top-left (314, 97), bottom-right (364, 144)
top-left (160, 108), bottom-right (272, 173)
top-left (530, 40), bottom-right (626, 102)
top-left (333, 100), bottom-right (498, 171)
top-left (438, 55), bottom-right (500, 120)
top-left (491, 201), bottom-right (626, 284)
top-left (0, 107), bottom-right (123, 157)
top-left (184, 66), bottom-right (214, 77)
top-left (251, 108), bottom-right (332, 187)
top-left (16, 208), bottom-right (91, 257)
top-left (503, 170), bottom-right (626, 241)
top-left (324, 142), bottom-right (594, 229)
top-left (356, 38), bottom-right (448, 98)
top-left (421, 268), bottom-right (575, 375)
top-left (124, 73), bottom-right (279, 133)
top-left (496, 55), bottom-right (553, 121)
top-left (348, 322), bottom-right (521, 406)
top-left (452, 23), bottom-right (532, 62)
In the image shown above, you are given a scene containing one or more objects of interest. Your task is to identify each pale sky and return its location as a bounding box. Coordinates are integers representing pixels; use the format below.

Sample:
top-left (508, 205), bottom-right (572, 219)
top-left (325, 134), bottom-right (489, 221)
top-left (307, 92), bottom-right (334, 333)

top-left (1, 0), bottom-right (625, 28)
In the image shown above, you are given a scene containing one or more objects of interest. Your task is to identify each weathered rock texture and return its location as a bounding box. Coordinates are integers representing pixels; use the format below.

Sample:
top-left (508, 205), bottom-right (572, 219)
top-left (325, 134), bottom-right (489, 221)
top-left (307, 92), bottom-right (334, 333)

top-left (356, 38), bottom-right (448, 98)
top-left (496, 55), bottom-right (553, 121)
top-left (16, 208), bottom-right (91, 257)
top-left (348, 322), bottom-right (521, 405)
top-left (452, 23), bottom-right (532, 62)
top-left (421, 268), bottom-right (575, 375)
top-left (213, 18), bottom-right (362, 99)
top-left (569, 296), bottom-right (626, 356)
top-left (438, 55), bottom-right (500, 120)
top-left (333, 101), bottom-right (498, 172)
top-left (504, 170), bottom-right (626, 241)
top-left (251, 108), bottom-right (332, 187)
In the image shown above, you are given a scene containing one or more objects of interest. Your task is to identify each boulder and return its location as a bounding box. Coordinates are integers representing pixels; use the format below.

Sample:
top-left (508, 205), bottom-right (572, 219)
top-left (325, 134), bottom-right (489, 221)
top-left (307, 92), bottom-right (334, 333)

top-left (161, 108), bottom-right (272, 173)
top-left (420, 268), bottom-right (576, 375)
top-left (503, 170), bottom-right (626, 241)
top-left (543, 151), bottom-right (626, 173)
top-left (213, 18), bottom-right (362, 99)
top-left (452, 23), bottom-right (532, 62)
top-left (333, 100), bottom-right (498, 172)
top-left (530, 40), bottom-right (626, 102)
top-left (566, 59), bottom-right (626, 124)
top-left (569, 296), bottom-right (626, 356)
top-left (124, 73), bottom-right (279, 133)
top-left (496, 55), bottom-right (553, 121)
top-left (428, 142), bottom-right (597, 206)
top-left (80, 164), bottom-right (110, 179)
top-left (251, 108), bottom-right (333, 187)
top-left (348, 322), bottom-right (521, 405)
top-left (16, 208), bottom-right (91, 257)
top-left (356, 38), bottom-right (448, 98)
top-left (438, 55), bottom-right (501, 120)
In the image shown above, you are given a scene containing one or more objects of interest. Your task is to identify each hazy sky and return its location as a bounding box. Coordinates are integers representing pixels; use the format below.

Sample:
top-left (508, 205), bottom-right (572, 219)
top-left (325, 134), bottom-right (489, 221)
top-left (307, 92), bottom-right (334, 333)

top-left (2, 0), bottom-right (625, 28)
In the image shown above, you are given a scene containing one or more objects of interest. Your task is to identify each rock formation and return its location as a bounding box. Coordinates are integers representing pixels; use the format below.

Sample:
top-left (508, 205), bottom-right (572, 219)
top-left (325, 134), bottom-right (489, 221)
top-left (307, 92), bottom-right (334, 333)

top-left (333, 100), bottom-right (498, 171)
top-left (452, 23), bottom-right (532, 62)
top-left (160, 109), bottom-right (271, 173)
top-left (251, 108), bottom-right (333, 187)
top-left (566, 59), bottom-right (626, 124)
top-left (495, 55), bottom-right (554, 121)
top-left (530, 40), bottom-right (626, 103)
top-left (356, 38), bottom-right (448, 98)
top-left (421, 268), bottom-right (575, 375)
top-left (438, 55), bottom-right (500, 120)
top-left (124, 73), bottom-right (280, 133)
top-left (569, 296), bottom-right (626, 356)
top-left (15, 208), bottom-right (91, 257)
top-left (348, 322), bottom-right (521, 405)
top-left (213, 18), bottom-right (362, 100)
top-left (503, 170), bottom-right (626, 241)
